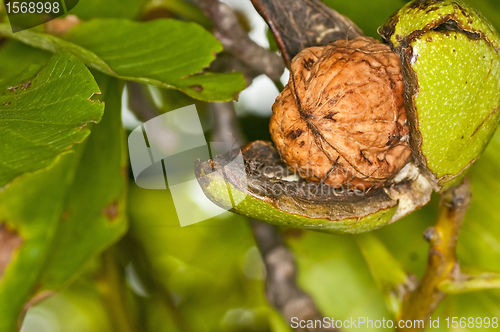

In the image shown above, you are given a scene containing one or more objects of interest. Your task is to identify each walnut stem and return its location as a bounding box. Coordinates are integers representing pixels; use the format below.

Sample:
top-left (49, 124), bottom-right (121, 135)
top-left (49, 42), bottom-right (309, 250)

top-left (396, 179), bottom-right (472, 331)
top-left (191, 0), bottom-right (285, 82)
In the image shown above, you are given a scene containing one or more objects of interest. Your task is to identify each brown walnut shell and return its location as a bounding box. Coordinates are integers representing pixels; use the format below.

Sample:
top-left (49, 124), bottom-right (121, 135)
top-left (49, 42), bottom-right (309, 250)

top-left (270, 36), bottom-right (412, 188)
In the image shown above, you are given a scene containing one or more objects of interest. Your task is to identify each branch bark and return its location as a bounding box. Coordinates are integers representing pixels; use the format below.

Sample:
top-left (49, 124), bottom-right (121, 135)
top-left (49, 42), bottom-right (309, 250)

top-left (192, 0), bottom-right (285, 82)
top-left (251, 220), bottom-right (340, 332)
top-left (126, 82), bottom-right (159, 122)
top-left (209, 101), bottom-right (245, 145)
top-left (396, 179), bottom-right (472, 331)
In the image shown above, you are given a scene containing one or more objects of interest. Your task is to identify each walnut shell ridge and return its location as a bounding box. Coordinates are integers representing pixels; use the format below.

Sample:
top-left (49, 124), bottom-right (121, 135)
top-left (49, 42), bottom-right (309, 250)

top-left (270, 36), bottom-right (412, 189)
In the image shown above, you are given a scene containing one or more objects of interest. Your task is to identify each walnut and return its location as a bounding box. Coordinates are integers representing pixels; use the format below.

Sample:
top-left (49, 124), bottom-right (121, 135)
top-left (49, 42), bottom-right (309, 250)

top-left (270, 36), bottom-right (411, 189)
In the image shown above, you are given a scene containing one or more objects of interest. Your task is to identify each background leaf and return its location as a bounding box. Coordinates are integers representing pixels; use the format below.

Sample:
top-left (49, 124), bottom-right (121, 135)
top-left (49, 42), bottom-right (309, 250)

top-left (0, 56), bottom-right (127, 331)
top-left (0, 152), bottom-right (80, 332)
top-left (358, 131), bottom-right (500, 331)
top-left (288, 231), bottom-right (392, 331)
top-left (0, 51), bottom-right (104, 188)
top-left (0, 40), bottom-right (51, 86)
top-left (126, 185), bottom-right (274, 332)
top-left (38, 73), bottom-right (128, 291)
top-left (0, 19), bottom-right (246, 102)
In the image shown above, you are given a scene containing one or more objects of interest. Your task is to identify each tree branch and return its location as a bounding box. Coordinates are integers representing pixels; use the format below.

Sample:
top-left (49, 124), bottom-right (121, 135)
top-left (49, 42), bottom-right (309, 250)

top-left (397, 179), bottom-right (472, 331)
top-left (209, 102), bottom-right (245, 145)
top-left (251, 220), bottom-right (340, 332)
top-left (439, 271), bottom-right (500, 294)
top-left (192, 0), bottom-right (285, 82)
top-left (126, 82), bottom-right (159, 122)
top-left (209, 53), bottom-right (262, 86)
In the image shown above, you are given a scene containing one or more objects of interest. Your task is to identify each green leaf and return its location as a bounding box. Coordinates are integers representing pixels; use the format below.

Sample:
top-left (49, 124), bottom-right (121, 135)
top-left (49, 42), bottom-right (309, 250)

top-left (0, 19), bottom-right (246, 101)
top-left (287, 231), bottom-right (392, 327)
top-left (0, 61), bottom-right (127, 331)
top-left (0, 40), bottom-right (51, 87)
top-left (127, 184), bottom-right (273, 332)
top-left (0, 152), bottom-right (80, 332)
top-left (0, 51), bottom-right (104, 188)
top-left (38, 73), bottom-right (128, 290)
top-left (460, 131), bottom-right (500, 271)
top-left (355, 233), bottom-right (411, 315)
top-left (143, 0), bottom-right (211, 28)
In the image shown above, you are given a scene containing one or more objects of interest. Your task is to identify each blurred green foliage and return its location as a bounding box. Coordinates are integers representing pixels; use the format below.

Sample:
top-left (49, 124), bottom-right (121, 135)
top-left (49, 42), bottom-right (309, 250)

top-left (68, 0), bottom-right (144, 20)
top-left (0, 19), bottom-right (246, 101)
top-left (322, 0), bottom-right (406, 38)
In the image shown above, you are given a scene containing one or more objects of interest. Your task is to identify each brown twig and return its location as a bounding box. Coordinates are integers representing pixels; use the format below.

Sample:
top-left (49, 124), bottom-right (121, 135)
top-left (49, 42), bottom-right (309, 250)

top-left (396, 179), bottom-right (472, 331)
top-left (209, 102), bottom-right (246, 145)
top-left (126, 82), bottom-right (159, 122)
top-left (192, 0), bottom-right (285, 82)
top-left (209, 53), bottom-right (262, 86)
top-left (251, 220), bottom-right (340, 332)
